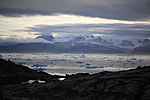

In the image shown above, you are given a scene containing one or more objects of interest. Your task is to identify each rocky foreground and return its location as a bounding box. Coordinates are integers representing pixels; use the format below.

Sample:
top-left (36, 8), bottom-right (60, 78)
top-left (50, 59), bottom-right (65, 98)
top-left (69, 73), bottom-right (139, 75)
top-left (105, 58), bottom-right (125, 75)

top-left (0, 59), bottom-right (150, 100)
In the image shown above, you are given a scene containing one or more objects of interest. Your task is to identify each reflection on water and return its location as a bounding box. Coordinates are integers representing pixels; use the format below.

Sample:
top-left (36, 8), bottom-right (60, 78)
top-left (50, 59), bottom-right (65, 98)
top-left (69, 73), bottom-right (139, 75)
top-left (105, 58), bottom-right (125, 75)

top-left (1, 53), bottom-right (150, 75)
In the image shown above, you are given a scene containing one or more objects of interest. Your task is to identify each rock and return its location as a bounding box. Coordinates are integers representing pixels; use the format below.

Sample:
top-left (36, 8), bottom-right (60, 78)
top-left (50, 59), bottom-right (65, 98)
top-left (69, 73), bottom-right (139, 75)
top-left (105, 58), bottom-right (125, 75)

top-left (0, 59), bottom-right (61, 85)
top-left (0, 90), bottom-right (3, 100)
top-left (1, 59), bottom-right (150, 100)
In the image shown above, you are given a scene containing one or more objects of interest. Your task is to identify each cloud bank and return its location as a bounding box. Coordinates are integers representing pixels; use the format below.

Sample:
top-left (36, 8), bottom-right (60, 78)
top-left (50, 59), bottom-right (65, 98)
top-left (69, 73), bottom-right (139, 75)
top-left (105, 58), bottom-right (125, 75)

top-left (0, 0), bottom-right (150, 42)
top-left (0, 0), bottom-right (150, 20)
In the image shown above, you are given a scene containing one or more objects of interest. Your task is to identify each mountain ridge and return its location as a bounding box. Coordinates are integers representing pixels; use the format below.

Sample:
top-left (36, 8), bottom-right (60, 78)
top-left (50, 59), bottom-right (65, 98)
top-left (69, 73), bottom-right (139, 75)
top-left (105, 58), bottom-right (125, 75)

top-left (1, 35), bottom-right (150, 54)
top-left (0, 42), bottom-right (126, 53)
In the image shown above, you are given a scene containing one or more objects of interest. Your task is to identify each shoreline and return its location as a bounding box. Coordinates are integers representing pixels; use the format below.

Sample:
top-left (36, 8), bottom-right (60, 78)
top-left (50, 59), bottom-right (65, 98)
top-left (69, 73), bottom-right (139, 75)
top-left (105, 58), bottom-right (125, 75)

top-left (1, 53), bottom-right (150, 75)
top-left (1, 59), bottom-right (150, 100)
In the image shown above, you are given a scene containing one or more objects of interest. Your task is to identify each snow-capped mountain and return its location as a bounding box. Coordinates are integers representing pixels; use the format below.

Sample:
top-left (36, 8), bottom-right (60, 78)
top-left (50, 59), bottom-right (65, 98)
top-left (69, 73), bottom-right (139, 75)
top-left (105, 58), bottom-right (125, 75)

top-left (35, 35), bottom-right (114, 46)
top-left (69, 35), bottom-right (113, 46)
top-left (111, 38), bottom-right (143, 50)
top-left (30, 35), bottom-right (145, 52)
top-left (1, 34), bottom-right (149, 53)
top-left (33, 35), bottom-right (144, 51)
top-left (120, 40), bottom-right (135, 47)
top-left (133, 39), bottom-right (150, 54)
top-left (36, 35), bottom-right (55, 42)
top-left (70, 35), bottom-right (95, 42)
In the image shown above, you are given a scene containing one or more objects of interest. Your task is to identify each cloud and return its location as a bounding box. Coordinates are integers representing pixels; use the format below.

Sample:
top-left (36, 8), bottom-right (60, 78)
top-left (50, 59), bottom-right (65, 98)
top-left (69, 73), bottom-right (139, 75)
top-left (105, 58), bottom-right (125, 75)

top-left (0, 13), bottom-right (150, 41)
top-left (0, 0), bottom-right (150, 20)
top-left (24, 23), bottom-right (150, 39)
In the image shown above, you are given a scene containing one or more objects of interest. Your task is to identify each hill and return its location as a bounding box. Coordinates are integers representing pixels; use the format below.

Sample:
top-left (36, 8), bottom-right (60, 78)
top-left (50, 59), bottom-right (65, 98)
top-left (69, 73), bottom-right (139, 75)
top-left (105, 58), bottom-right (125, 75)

top-left (1, 59), bottom-right (150, 100)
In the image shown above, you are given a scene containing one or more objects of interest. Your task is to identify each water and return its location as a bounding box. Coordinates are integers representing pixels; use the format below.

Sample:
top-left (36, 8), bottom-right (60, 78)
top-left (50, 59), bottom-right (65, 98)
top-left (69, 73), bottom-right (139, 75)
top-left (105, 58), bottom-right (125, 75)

top-left (1, 53), bottom-right (150, 75)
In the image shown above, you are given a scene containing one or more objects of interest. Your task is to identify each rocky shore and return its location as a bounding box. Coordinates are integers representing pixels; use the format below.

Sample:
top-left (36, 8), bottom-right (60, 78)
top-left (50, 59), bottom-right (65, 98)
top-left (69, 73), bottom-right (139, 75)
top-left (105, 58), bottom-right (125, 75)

top-left (1, 59), bottom-right (150, 100)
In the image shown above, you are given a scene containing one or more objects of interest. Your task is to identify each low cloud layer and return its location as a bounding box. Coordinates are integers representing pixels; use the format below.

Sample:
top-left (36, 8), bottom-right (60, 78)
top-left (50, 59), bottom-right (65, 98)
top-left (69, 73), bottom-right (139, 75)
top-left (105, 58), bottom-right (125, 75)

top-left (24, 23), bottom-right (150, 39)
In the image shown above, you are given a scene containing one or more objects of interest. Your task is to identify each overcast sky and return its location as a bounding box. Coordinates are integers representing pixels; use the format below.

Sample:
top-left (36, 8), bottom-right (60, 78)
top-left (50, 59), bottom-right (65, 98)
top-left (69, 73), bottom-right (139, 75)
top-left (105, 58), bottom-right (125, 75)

top-left (1, 0), bottom-right (150, 20)
top-left (0, 0), bottom-right (150, 42)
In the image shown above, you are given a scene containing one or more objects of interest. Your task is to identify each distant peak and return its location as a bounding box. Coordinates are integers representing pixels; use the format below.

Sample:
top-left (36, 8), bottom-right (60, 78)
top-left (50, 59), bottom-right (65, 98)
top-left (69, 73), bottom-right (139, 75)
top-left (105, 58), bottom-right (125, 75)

top-left (36, 35), bottom-right (55, 42)
top-left (120, 40), bottom-right (135, 47)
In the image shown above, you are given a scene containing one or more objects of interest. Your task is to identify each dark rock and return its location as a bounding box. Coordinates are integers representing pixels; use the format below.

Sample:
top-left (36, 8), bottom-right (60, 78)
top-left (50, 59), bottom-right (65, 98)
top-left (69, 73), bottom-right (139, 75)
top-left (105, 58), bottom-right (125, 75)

top-left (1, 59), bottom-right (150, 100)
top-left (0, 59), bottom-right (61, 85)
top-left (137, 66), bottom-right (142, 69)
top-left (0, 89), bottom-right (3, 100)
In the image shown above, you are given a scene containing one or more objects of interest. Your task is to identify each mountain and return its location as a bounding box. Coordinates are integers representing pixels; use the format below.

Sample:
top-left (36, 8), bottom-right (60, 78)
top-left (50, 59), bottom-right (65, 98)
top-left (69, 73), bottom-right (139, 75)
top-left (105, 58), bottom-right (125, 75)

top-left (72, 36), bottom-right (87, 42)
top-left (120, 40), bottom-right (135, 47)
top-left (111, 38), bottom-right (144, 51)
top-left (0, 43), bottom-right (55, 53)
top-left (61, 42), bottom-right (125, 53)
top-left (36, 35), bottom-right (55, 42)
top-left (132, 39), bottom-right (150, 54)
top-left (0, 42), bottom-right (125, 53)
top-left (133, 44), bottom-right (150, 54)
top-left (0, 35), bottom-right (128, 53)
top-left (137, 39), bottom-right (150, 44)
top-left (0, 42), bottom-right (18, 46)
top-left (1, 34), bottom-right (149, 53)
top-left (69, 35), bottom-right (113, 46)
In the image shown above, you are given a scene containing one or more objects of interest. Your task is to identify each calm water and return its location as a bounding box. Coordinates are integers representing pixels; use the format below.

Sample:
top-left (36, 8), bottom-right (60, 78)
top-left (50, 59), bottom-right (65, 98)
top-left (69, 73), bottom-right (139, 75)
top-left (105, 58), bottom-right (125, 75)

top-left (1, 53), bottom-right (150, 75)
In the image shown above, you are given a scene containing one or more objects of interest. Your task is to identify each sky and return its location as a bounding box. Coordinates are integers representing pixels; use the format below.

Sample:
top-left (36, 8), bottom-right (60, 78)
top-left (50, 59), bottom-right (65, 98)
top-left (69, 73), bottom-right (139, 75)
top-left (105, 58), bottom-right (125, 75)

top-left (0, 0), bottom-right (150, 42)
